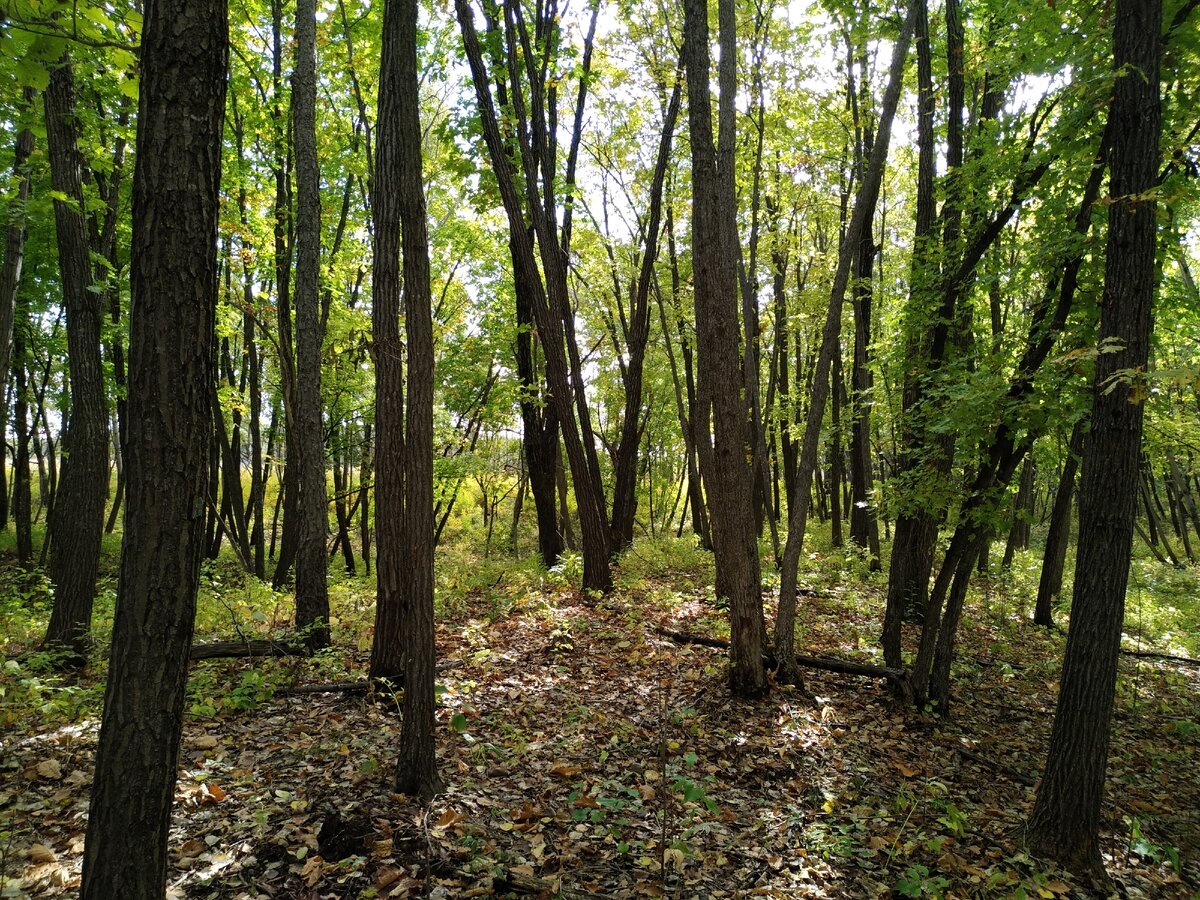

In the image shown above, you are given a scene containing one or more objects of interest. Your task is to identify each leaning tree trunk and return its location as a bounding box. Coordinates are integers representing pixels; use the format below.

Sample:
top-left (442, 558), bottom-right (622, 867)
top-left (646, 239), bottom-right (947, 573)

top-left (80, 1), bottom-right (227, 894)
top-left (776, 0), bottom-right (916, 685)
top-left (609, 78), bottom-right (681, 550)
top-left (1025, 0), bottom-right (1161, 880)
top-left (42, 56), bottom-right (110, 667)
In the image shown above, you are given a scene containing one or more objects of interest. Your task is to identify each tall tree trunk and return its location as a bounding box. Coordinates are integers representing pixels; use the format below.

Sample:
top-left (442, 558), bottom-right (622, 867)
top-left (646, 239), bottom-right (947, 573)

top-left (683, 0), bottom-right (767, 697)
top-left (388, 0), bottom-right (443, 798)
top-left (609, 78), bottom-right (681, 550)
top-left (0, 87), bottom-right (36, 527)
top-left (80, 0), bottom-right (227, 892)
top-left (42, 56), bottom-right (110, 666)
top-left (1026, 0), bottom-right (1161, 878)
top-left (293, 0), bottom-right (330, 648)
top-left (13, 308), bottom-right (32, 565)
top-left (368, 0), bottom-right (409, 685)
top-left (456, 0), bottom-right (612, 592)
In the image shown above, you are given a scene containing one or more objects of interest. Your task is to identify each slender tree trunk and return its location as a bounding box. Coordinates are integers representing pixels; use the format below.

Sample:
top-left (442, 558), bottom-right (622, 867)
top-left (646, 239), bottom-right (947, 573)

top-left (0, 88), bottom-right (36, 526)
top-left (359, 422), bottom-right (372, 574)
top-left (80, 1), bottom-right (227, 892)
top-left (13, 308), bottom-right (32, 565)
top-left (1035, 419), bottom-right (1085, 626)
top-left (1002, 457), bottom-right (1036, 568)
top-left (777, 0), bottom-right (916, 684)
top-left (369, 0), bottom-right (408, 685)
top-left (42, 56), bottom-right (110, 666)
top-left (1026, 0), bottom-right (1161, 877)
top-left (609, 78), bottom-right (681, 550)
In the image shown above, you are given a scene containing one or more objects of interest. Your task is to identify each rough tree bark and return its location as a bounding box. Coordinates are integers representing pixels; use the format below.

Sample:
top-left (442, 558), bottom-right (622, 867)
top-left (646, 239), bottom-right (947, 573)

top-left (42, 56), bottom-right (110, 666)
top-left (368, 0), bottom-right (409, 685)
top-left (293, 0), bottom-right (331, 649)
top-left (388, 0), bottom-right (444, 799)
top-left (683, 0), bottom-right (767, 697)
top-left (1026, 0), bottom-right (1161, 878)
top-left (79, 0), bottom-right (227, 892)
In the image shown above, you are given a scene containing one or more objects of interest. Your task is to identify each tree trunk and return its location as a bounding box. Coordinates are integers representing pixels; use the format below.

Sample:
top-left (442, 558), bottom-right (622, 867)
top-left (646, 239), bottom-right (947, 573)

top-left (13, 308), bottom-right (32, 565)
top-left (42, 56), bottom-right (110, 666)
top-left (683, 0), bottom-right (767, 697)
top-left (368, 0), bottom-right (409, 686)
top-left (609, 78), bottom-right (681, 550)
top-left (385, 0), bottom-right (443, 799)
top-left (1001, 457), bottom-right (1036, 568)
top-left (1026, 0), bottom-right (1161, 877)
top-left (292, 0), bottom-right (330, 649)
top-left (0, 88), bottom-right (35, 526)
top-left (80, 2), bottom-right (227, 893)
top-left (1034, 419), bottom-right (1085, 626)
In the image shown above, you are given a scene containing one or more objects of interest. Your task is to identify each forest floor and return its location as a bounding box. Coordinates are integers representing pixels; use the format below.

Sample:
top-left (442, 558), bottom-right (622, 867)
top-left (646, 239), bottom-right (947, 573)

top-left (1, 540), bottom-right (1199, 899)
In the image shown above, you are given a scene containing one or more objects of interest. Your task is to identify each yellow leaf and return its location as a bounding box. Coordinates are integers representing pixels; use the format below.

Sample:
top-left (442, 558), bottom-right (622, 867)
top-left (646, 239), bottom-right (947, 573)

top-left (435, 808), bottom-right (464, 829)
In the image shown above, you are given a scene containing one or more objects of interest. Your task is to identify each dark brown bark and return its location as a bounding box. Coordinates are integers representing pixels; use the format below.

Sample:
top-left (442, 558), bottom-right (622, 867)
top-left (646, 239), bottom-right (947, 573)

top-left (79, 0), bottom-right (227, 893)
top-left (1001, 457), bottom-right (1036, 568)
top-left (388, 0), bottom-right (443, 799)
top-left (609, 77), bottom-right (681, 550)
top-left (42, 55), bottom-right (110, 666)
top-left (1034, 419), bottom-right (1085, 626)
top-left (1026, 0), bottom-right (1161, 877)
top-left (369, 0), bottom-right (409, 686)
top-left (293, 0), bottom-right (330, 649)
top-left (684, 0), bottom-right (767, 697)
top-left (456, 0), bottom-right (611, 592)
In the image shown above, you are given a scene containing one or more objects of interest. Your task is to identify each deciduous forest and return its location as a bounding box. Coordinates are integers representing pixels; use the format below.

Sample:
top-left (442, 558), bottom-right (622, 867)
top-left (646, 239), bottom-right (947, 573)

top-left (0, 0), bottom-right (1198, 896)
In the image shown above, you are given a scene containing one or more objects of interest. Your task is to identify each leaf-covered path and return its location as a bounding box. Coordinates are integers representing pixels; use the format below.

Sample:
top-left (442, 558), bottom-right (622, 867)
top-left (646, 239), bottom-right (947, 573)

top-left (3, 569), bottom-right (1198, 899)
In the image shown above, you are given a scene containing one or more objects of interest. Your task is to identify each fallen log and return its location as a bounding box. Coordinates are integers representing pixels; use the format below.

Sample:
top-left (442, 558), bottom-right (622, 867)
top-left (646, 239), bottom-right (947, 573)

top-left (277, 660), bottom-right (465, 695)
top-left (1120, 647), bottom-right (1200, 668)
top-left (189, 638), bottom-right (309, 661)
top-left (653, 625), bottom-right (913, 701)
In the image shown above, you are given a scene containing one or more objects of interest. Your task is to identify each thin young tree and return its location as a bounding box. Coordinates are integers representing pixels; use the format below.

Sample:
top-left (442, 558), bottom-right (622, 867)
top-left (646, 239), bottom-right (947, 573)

top-left (1025, 0), bottom-right (1162, 878)
top-left (80, 0), bottom-right (228, 892)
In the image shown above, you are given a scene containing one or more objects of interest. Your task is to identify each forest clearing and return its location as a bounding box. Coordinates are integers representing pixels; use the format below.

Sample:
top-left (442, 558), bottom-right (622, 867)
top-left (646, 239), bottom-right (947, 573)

top-left (1, 0), bottom-right (1198, 895)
